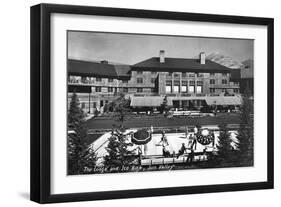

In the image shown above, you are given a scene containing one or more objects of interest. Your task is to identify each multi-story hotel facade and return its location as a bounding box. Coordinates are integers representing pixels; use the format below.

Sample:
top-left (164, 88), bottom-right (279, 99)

top-left (68, 51), bottom-right (241, 113)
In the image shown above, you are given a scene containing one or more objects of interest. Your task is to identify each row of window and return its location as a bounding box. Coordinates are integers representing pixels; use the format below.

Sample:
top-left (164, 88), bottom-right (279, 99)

top-left (69, 76), bottom-right (156, 85)
top-left (137, 71), bottom-right (158, 75)
top-left (93, 86), bottom-right (153, 93)
top-left (166, 72), bottom-right (228, 77)
top-left (209, 88), bottom-right (240, 93)
top-left (210, 79), bottom-right (228, 84)
top-left (136, 71), bottom-right (228, 77)
top-left (91, 86), bottom-right (239, 93)
top-left (165, 85), bottom-right (203, 93)
top-left (165, 86), bottom-right (239, 94)
top-left (69, 75), bottom-right (229, 85)
top-left (165, 79), bottom-right (228, 86)
top-left (69, 76), bottom-right (131, 84)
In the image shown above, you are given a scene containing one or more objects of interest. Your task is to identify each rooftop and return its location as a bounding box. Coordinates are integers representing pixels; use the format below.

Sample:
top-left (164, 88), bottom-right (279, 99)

top-left (132, 57), bottom-right (232, 73)
top-left (68, 59), bottom-right (131, 79)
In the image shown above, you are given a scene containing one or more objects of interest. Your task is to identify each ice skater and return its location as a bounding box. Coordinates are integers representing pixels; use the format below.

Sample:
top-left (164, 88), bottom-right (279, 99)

top-left (177, 143), bottom-right (188, 158)
top-left (160, 130), bottom-right (169, 146)
top-left (162, 145), bottom-right (171, 157)
top-left (186, 149), bottom-right (195, 164)
top-left (188, 134), bottom-right (197, 150)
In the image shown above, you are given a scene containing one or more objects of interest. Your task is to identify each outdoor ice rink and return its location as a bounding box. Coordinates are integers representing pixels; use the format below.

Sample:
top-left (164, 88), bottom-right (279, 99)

top-left (89, 126), bottom-right (238, 165)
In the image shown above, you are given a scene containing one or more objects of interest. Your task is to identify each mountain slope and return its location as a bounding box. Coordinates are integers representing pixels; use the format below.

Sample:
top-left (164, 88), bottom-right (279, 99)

top-left (206, 52), bottom-right (244, 69)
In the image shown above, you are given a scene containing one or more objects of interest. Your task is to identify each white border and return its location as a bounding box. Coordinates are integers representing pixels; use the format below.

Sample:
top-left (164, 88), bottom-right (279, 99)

top-left (51, 13), bottom-right (268, 194)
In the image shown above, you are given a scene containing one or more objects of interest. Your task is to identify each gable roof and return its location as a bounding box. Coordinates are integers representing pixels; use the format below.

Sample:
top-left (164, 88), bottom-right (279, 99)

top-left (68, 59), bottom-right (131, 79)
top-left (132, 57), bottom-right (231, 73)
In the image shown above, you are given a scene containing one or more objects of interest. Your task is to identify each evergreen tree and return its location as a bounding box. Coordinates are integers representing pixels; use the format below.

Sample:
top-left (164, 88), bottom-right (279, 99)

top-left (67, 92), bottom-right (96, 175)
top-left (104, 94), bottom-right (135, 169)
top-left (104, 129), bottom-right (135, 168)
top-left (113, 93), bottom-right (131, 127)
top-left (236, 88), bottom-right (254, 166)
top-left (216, 123), bottom-right (235, 164)
top-left (68, 92), bottom-right (85, 129)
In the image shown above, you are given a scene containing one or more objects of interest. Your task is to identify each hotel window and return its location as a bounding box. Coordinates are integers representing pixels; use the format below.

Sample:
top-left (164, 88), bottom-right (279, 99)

top-left (137, 71), bottom-right (143, 75)
top-left (196, 86), bottom-right (203, 93)
top-left (137, 88), bottom-right (143, 93)
top-left (210, 88), bottom-right (215, 93)
top-left (165, 80), bottom-right (172, 93)
top-left (137, 78), bottom-right (143, 83)
top-left (210, 79), bottom-right (215, 84)
top-left (182, 72), bottom-right (187, 77)
top-left (210, 73), bottom-right (215, 76)
top-left (96, 77), bottom-right (102, 82)
top-left (166, 80), bottom-right (172, 85)
top-left (71, 76), bottom-right (81, 83)
top-left (174, 80), bottom-right (180, 85)
top-left (151, 78), bottom-right (155, 84)
top-left (222, 79), bottom-right (227, 84)
top-left (189, 85), bottom-right (195, 93)
top-left (108, 78), bottom-right (113, 82)
top-left (168, 72), bottom-right (173, 76)
top-left (81, 77), bottom-right (87, 84)
top-left (181, 85), bottom-right (187, 92)
top-left (198, 73), bottom-right (204, 78)
top-left (189, 80), bottom-right (195, 85)
top-left (108, 87), bottom-right (114, 93)
top-left (122, 80), bottom-right (128, 83)
top-left (174, 73), bottom-right (180, 78)
top-left (189, 73), bottom-right (195, 77)
top-left (123, 88), bottom-right (128, 93)
top-left (174, 85), bottom-right (180, 93)
top-left (165, 86), bottom-right (172, 93)
top-left (197, 81), bottom-right (203, 85)
top-left (90, 77), bottom-right (95, 84)
top-left (96, 86), bottom-right (101, 92)
top-left (173, 81), bottom-right (180, 93)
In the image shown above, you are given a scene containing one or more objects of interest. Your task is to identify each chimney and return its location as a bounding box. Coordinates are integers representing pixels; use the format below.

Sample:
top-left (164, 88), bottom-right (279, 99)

top-left (159, 50), bottom-right (165, 63)
top-left (200, 52), bottom-right (206, 64)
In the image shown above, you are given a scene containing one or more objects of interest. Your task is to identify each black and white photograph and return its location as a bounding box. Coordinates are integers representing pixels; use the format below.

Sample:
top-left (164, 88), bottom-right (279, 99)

top-left (67, 31), bottom-right (254, 175)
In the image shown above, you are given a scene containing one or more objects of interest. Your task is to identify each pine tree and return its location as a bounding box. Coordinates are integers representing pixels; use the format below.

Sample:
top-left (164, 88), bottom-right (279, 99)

top-left (103, 94), bottom-right (135, 169)
top-left (113, 93), bottom-right (131, 127)
top-left (216, 123), bottom-right (235, 164)
top-left (68, 92), bottom-right (85, 129)
top-left (104, 130), bottom-right (135, 169)
top-left (67, 92), bottom-right (96, 175)
top-left (236, 88), bottom-right (254, 166)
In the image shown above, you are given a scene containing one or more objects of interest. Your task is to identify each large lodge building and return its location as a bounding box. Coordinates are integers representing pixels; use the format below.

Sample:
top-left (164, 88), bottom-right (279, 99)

top-left (68, 51), bottom-right (245, 114)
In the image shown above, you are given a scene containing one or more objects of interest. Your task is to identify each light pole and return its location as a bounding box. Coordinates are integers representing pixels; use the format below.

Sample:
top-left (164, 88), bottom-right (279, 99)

top-left (88, 92), bottom-right (91, 114)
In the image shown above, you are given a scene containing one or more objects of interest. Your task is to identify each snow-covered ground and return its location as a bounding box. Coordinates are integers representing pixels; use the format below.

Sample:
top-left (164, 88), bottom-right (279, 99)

top-left (89, 126), bottom-right (238, 166)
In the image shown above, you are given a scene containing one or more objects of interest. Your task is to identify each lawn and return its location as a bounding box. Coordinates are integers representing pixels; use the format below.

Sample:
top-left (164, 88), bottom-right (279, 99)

top-left (84, 113), bottom-right (242, 131)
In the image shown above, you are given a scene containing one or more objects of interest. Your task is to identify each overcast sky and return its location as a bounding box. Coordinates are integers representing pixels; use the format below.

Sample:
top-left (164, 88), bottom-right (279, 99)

top-left (68, 31), bottom-right (253, 65)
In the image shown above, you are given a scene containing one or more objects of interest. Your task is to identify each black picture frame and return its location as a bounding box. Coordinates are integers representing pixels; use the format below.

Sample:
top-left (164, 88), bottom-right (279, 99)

top-left (30, 3), bottom-right (274, 204)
